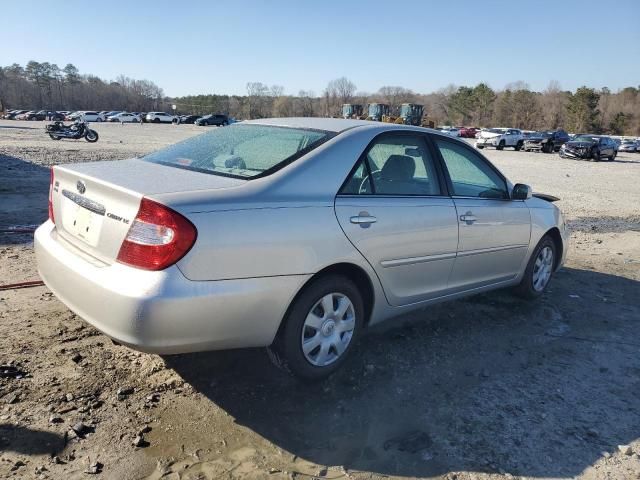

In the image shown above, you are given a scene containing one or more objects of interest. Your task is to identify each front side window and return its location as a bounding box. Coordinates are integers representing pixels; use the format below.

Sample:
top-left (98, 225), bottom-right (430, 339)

top-left (434, 138), bottom-right (508, 199)
top-left (341, 134), bottom-right (441, 195)
top-left (144, 124), bottom-right (332, 179)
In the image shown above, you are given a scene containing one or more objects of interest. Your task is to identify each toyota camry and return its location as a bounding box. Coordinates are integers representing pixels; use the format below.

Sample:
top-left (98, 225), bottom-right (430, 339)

top-left (35, 118), bottom-right (568, 380)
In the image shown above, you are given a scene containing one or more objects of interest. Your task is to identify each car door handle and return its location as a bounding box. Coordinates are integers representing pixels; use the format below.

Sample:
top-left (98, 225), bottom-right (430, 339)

top-left (460, 212), bottom-right (477, 224)
top-left (350, 213), bottom-right (377, 226)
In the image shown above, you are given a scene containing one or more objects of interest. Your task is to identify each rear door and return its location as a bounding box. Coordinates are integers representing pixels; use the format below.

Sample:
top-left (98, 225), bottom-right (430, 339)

top-left (335, 132), bottom-right (459, 306)
top-left (431, 137), bottom-right (531, 291)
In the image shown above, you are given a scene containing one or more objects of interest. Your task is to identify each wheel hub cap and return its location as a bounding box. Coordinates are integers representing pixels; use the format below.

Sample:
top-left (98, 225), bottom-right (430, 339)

top-left (532, 246), bottom-right (554, 292)
top-left (301, 292), bottom-right (356, 367)
top-left (321, 320), bottom-right (336, 336)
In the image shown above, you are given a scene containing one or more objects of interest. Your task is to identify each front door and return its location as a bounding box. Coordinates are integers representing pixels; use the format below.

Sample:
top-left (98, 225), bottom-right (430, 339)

top-left (431, 137), bottom-right (531, 291)
top-left (335, 132), bottom-right (459, 306)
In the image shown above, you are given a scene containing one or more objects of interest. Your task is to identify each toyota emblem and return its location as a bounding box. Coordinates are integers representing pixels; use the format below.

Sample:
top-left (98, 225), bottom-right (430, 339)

top-left (76, 180), bottom-right (86, 194)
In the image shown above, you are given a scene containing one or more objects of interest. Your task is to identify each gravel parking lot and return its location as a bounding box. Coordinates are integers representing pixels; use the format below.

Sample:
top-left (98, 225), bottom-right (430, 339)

top-left (1, 120), bottom-right (639, 480)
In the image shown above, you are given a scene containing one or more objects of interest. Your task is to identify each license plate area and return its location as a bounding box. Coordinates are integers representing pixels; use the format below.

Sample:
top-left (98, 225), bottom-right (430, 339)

top-left (61, 192), bottom-right (105, 247)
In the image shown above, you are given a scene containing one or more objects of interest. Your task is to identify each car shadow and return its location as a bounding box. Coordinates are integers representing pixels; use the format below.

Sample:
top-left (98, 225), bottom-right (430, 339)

top-left (0, 154), bottom-right (49, 246)
top-left (165, 266), bottom-right (640, 478)
top-left (0, 424), bottom-right (65, 455)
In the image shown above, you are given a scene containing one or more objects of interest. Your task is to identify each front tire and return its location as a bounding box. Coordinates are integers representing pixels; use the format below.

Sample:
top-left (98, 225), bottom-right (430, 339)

top-left (85, 130), bottom-right (99, 143)
top-left (49, 134), bottom-right (61, 140)
top-left (496, 140), bottom-right (505, 150)
top-left (514, 235), bottom-right (556, 299)
top-left (591, 148), bottom-right (600, 162)
top-left (268, 274), bottom-right (364, 381)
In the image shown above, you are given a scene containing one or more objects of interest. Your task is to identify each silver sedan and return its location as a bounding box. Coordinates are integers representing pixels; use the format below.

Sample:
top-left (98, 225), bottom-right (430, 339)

top-left (35, 118), bottom-right (568, 379)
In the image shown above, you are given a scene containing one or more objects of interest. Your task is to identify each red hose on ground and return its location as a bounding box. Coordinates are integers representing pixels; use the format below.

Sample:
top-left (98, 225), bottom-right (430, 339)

top-left (0, 280), bottom-right (45, 291)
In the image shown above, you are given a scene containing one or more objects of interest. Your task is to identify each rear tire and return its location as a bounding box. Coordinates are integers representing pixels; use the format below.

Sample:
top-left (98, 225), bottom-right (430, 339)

top-left (49, 134), bottom-right (61, 140)
top-left (515, 140), bottom-right (523, 151)
top-left (514, 235), bottom-right (556, 300)
top-left (267, 274), bottom-right (364, 381)
top-left (477, 145), bottom-right (484, 149)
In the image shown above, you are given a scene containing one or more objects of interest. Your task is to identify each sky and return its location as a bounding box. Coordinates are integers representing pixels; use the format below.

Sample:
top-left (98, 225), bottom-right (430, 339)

top-left (2, 0), bottom-right (639, 97)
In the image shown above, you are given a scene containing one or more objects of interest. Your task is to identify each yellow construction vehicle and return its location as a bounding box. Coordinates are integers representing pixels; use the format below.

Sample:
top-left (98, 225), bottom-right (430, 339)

top-left (366, 103), bottom-right (390, 121)
top-left (341, 104), bottom-right (364, 119)
top-left (399, 103), bottom-right (435, 128)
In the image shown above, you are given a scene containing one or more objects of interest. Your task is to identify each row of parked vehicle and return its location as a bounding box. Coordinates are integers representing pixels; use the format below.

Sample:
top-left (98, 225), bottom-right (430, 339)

top-left (2, 109), bottom-right (234, 126)
top-left (471, 127), bottom-right (640, 160)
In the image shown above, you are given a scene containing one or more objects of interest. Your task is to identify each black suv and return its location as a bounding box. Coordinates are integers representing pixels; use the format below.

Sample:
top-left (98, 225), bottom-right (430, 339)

top-left (523, 129), bottom-right (570, 153)
top-left (195, 114), bottom-right (229, 126)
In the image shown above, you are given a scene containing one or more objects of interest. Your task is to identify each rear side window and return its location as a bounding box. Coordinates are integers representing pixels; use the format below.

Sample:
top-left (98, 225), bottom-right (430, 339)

top-left (144, 124), bottom-right (333, 179)
top-left (434, 138), bottom-right (508, 199)
top-left (341, 134), bottom-right (441, 196)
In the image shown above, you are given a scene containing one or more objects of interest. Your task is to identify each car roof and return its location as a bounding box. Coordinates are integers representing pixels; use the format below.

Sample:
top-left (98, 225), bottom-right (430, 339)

top-left (244, 117), bottom-right (417, 133)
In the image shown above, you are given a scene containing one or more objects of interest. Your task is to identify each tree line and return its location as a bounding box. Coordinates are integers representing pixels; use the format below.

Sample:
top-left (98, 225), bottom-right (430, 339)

top-left (1, 62), bottom-right (639, 135)
top-left (0, 61), bottom-right (164, 113)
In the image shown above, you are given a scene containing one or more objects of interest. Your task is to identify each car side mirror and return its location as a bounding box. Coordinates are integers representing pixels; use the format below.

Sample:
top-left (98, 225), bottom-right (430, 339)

top-left (512, 183), bottom-right (532, 200)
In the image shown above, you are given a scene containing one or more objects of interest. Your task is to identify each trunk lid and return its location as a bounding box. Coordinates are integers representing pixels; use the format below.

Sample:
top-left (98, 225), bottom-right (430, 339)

top-left (51, 158), bottom-right (244, 264)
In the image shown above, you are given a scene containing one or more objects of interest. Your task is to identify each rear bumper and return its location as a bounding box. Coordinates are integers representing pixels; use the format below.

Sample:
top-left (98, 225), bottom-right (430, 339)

top-left (35, 221), bottom-right (308, 354)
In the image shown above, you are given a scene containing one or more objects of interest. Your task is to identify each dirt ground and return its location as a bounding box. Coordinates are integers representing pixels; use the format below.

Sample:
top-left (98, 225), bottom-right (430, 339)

top-left (1, 120), bottom-right (639, 480)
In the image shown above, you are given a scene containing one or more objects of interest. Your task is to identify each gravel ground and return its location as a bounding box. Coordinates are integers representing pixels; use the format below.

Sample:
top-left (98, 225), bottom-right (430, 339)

top-left (1, 120), bottom-right (639, 480)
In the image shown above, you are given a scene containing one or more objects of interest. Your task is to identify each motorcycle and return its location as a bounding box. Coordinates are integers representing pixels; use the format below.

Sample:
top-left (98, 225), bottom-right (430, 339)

top-left (46, 120), bottom-right (99, 143)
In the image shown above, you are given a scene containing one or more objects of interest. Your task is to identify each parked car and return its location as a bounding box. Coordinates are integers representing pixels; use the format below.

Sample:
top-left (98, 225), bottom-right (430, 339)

top-left (69, 111), bottom-right (104, 122)
top-left (103, 111), bottom-right (122, 119)
top-left (35, 118), bottom-right (567, 380)
top-left (24, 110), bottom-right (47, 120)
top-left (458, 127), bottom-right (479, 138)
top-left (618, 139), bottom-right (638, 153)
top-left (146, 112), bottom-right (174, 123)
top-left (476, 128), bottom-right (524, 150)
top-left (15, 110), bottom-right (37, 120)
top-left (559, 134), bottom-right (617, 161)
top-left (195, 114), bottom-right (230, 126)
top-left (4, 109), bottom-right (28, 119)
top-left (173, 114), bottom-right (201, 125)
top-left (108, 112), bottom-right (141, 123)
top-left (48, 111), bottom-right (66, 121)
top-left (438, 127), bottom-right (460, 137)
top-left (522, 130), bottom-right (570, 153)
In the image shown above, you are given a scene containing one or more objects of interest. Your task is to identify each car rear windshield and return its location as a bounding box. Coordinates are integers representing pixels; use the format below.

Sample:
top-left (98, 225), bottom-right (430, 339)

top-left (143, 124), bottom-right (334, 179)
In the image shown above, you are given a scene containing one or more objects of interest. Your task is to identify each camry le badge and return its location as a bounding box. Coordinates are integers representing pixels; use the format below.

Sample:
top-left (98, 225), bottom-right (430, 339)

top-left (76, 180), bottom-right (86, 194)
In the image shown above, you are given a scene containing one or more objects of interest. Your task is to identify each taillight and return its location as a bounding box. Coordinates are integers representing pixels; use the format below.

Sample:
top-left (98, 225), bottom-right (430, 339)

top-left (116, 198), bottom-right (197, 271)
top-left (48, 168), bottom-right (55, 224)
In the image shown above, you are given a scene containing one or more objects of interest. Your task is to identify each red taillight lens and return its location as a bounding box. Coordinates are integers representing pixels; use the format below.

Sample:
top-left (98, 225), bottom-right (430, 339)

top-left (116, 198), bottom-right (197, 271)
top-left (48, 168), bottom-right (55, 224)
